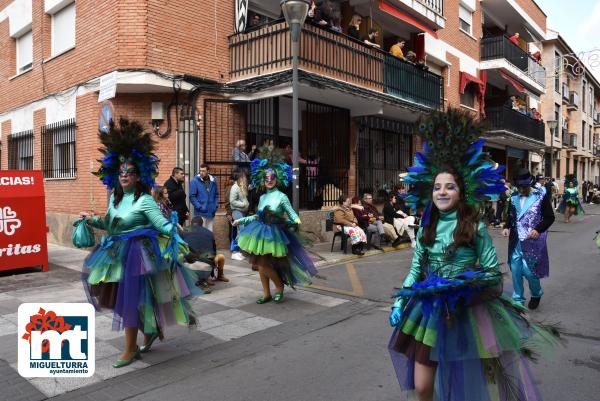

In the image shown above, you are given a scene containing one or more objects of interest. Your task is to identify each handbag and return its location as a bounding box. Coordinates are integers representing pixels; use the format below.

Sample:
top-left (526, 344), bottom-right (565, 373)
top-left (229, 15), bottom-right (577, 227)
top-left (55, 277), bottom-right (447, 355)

top-left (72, 218), bottom-right (96, 248)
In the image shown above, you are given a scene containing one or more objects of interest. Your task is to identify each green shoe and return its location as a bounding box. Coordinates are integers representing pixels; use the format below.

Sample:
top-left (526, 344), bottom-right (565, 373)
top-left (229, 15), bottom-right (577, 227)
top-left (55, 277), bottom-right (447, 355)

top-left (273, 291), bottom-right (284, 303)
top-left (256, 296), bottom-right (272, 304)
top-left (140, 333), bottom-right (160, 353)
top-left (113, 347), bottom-right (141, 368)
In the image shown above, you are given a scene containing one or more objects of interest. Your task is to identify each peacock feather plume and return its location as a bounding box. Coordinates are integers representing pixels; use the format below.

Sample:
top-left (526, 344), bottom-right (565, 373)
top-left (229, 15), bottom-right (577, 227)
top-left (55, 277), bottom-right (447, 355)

top-left (404, 108), bottom-right (506, 225)
top-left (250, 146), bottom-right (293, 190)
top-left (94, 118), bottom-right (159, 190)
top-left (563, 174), bottom-right (578, 187)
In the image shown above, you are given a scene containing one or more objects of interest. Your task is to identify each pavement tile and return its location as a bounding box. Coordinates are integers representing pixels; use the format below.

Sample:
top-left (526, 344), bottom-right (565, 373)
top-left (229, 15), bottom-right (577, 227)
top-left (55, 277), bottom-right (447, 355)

top-left (202, 309), bottom-right (255, 324)
top-left (287, 289), bottom-right (349, 307)
top-left (0, 334), bottom-right (18, 363)
top-left (29, 376), bottom-right (102, 398)
top-left (202, 323), bottom-right (255, 341)
top-left (196, 315), bottom-right (228, 331)
top-left (95, 342), bottom-right (121, 360)
top-left (240, 298), bottom-right (328, 322)
top-left (94, 356), bottom-right (149, 381)
top-left (0, 317), bottom-right (17, 337)
top-left (235, 316), bottom-right (281, 333)
top-left (189, 299), bottom-right (230, 316)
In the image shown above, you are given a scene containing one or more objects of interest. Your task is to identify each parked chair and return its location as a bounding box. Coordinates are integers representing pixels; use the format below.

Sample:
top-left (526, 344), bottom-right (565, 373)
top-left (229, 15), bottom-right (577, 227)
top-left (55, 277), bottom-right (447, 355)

top-left (326, 211), bottom-right (349, 253)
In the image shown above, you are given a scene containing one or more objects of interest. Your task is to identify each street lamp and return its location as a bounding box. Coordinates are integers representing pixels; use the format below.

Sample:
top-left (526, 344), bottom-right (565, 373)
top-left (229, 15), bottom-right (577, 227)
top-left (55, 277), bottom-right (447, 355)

top-left (281, 0), bottom-right (310, 210)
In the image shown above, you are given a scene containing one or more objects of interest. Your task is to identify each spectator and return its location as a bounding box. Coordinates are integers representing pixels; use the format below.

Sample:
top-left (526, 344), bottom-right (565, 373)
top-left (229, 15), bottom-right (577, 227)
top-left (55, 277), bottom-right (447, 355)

top-left (164, 167), bottom-right (189, 226)
top-left (223, 172), bottom-right (236, 256)
top-left (531, 108), bottom-right (541, 120)
top-left (588, 180), bottom-right (595, 203)
top-left (183, 216), bottom-right (229, 289)
top-left (189, 164), bottom-right (219, 231)
top-left (351, 195), bottom-right (382, 250)
top-left (383, 194), bottom-right (416, 248)
top-left (330, 14), bottom-right (342, 33)
top-left (533, 51), bottom-right (541, 62)
top-left (363, 28), bottom-right (380, 48)
top-left (406, 50), bottom-right (417, 63)
top-left (347, 14), bottom-right (361, 40)
top-left (233, 139), bottom-right (251, 163)
top-left (362, 193), bottom-right (398, 245)
top-left (390, 38), bottom-right (405, 60)
top-left (230, 171), bottom-right (249, 260)
top-left (152, 185), bottom-right (172, 220)
top-left (334, 195), bottom-right (367, 255)
top-left (509, 32), bottom-right (520, 46)
top-left (307, 0), bottom-right (328, 26)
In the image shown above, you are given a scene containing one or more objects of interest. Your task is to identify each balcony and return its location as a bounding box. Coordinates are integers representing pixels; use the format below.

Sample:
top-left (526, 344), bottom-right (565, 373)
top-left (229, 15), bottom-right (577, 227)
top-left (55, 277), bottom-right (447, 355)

top-left (228, 20), bottom-right (444, 110)
top-left (562, 83), bottom-right (570, 102)
top-left (480, 36), bottom-right (546, 91)
top-left (567, 91), bottom-right (579, 111)
top-left (594, 112), bottom-right (600, 127)
top-left (485, 106), bottom-right (545, 144)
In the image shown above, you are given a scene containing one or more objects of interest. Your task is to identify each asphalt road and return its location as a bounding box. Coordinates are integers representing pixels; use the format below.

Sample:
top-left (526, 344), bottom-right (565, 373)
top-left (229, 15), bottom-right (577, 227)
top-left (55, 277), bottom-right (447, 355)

top-left (54, 205), bottom-right (600, 401)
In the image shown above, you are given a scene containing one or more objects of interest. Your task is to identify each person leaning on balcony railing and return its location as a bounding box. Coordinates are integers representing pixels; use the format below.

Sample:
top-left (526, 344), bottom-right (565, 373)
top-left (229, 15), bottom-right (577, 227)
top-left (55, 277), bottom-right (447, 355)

top-left (509, 32), bottom-right (520, 46)
top-left (363, 28), bottom-right (380, 48)
top-left (390, 38), bottom-right (406, 60)
top-left (347, 14), bottom-right (362, 40)
top-left (307, 0), bottom-right (329, 27)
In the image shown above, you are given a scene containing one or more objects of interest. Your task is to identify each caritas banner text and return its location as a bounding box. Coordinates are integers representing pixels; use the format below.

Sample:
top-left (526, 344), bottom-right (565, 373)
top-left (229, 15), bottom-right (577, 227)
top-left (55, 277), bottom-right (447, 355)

top-left (0, 171), bottom-right (48, 272)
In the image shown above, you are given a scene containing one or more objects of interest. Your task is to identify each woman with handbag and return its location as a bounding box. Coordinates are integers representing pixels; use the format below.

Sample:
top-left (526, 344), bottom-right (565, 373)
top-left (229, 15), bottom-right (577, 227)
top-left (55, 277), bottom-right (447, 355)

top-left (76, 118), bottom-right (201, 368)
top-left (333, 195), bottom-right (367, 255)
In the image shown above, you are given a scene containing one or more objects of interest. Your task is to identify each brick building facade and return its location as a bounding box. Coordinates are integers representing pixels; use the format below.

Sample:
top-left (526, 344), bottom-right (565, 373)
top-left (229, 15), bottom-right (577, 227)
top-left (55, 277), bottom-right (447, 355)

top-left (1, 0), bottom-right (582, 248)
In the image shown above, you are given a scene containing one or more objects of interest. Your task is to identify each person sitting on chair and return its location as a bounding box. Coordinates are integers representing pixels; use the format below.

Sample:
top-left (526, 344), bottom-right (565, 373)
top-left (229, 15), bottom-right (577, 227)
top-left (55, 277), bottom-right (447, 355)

top-left (334, 195), bottom-right (367, 255)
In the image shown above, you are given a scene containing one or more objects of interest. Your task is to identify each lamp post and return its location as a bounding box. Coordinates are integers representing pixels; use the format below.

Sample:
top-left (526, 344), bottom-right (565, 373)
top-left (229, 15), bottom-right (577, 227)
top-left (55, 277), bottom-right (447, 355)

top-left (281, 0), bottom-right (310, 210)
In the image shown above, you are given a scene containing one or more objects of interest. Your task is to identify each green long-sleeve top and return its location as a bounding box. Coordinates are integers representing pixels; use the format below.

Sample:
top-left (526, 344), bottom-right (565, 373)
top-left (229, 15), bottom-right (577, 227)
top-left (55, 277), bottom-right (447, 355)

top-left (402, 210), bottom-right (500, 289)
top-left (88, 191), bottom-right (174, 236)
top-left (236, 188), bottom-right (300, 226)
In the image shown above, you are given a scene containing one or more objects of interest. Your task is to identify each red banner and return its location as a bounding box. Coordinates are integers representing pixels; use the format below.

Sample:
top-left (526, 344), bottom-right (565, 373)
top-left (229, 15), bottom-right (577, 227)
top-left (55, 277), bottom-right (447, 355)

top-left (0, 171), bottom-right (48, 272)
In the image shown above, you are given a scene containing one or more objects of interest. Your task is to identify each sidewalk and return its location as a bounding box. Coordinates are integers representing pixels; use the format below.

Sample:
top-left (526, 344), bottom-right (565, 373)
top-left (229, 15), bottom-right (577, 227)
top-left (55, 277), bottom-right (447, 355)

top-left (0, 240), bottom-right (409, 401)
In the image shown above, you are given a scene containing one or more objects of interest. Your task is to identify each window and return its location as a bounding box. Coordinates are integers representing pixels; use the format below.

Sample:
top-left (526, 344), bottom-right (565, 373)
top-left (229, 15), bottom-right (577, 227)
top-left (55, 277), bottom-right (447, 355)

top-left (41, 119), bottom-right (77, 178)
top-left (460, 83), bottom-right (476, 108)
top-left (582, 81), bottom-right (587, 111)
top-left (582, 121), bottom-right (586, 148)
top-left (554, 103), bottom-right (560, 138)
top-left (554, 52), bottom-right (560, 93)
top-left (16, 30), bottom-right (33, 74)
top-left (51, 2), bottom-right (76, 56)
top-left (8, 130), bottom-right (34, 170)
top-left (459, 5), bottom-right (473, 35)
top-left (589, 87), bottom-right (593, 116)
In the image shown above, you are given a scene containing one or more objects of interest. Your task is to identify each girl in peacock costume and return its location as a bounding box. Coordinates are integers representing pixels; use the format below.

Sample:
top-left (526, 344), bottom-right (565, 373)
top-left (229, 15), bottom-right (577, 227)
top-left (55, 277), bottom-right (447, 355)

top-left (558, 175), bottom-right (584, 223)
top-left (233, 147), bottom-right (319, 304)
top-left (388, 109), bottom-right (562, 401)
top-left (77, 118), bottom-right (201, 368)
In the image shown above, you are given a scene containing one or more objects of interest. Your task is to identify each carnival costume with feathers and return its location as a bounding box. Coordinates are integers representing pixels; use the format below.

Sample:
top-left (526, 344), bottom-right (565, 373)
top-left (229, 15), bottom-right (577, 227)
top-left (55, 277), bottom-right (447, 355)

top-left (388, 109), bottom-right (562, 401)
top-left (78, 118), bottom-right (201, 334)
top-left (558, 174), bottom-right (584, 215)
top-left (236, 147), bottom-right (319, 287)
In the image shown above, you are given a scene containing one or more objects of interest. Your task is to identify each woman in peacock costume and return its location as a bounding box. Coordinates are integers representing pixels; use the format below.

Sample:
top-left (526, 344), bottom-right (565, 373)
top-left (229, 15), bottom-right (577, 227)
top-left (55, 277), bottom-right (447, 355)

top-left (388, 109), bottom-right (562, 401)
top-left (77, 118), bottom-right (201, 368)
top-left (233, 147), bottom-right (319, 304)
top-left (558, 175), bottom-right (584, 223)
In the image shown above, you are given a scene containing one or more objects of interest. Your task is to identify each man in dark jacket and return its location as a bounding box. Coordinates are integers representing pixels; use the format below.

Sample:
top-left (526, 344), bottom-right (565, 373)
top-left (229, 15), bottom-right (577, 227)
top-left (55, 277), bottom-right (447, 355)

top-left (183, 217), bottom-right (229, 288)
top-left (502, 168), bottom-right (555, 310)
top-left (164, 167), bottom-right (189, 226)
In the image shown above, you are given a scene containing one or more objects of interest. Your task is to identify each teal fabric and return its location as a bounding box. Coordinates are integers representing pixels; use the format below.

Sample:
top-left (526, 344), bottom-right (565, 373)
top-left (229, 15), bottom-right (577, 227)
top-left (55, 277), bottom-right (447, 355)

top-left (88, 191), bottom-right (173, 236)
top-left (72, 218), bottom-right (96, 248)
top-left (402, 210), bottom-right (500, 289)
top-left (236, 188), bottom-right (299, 226)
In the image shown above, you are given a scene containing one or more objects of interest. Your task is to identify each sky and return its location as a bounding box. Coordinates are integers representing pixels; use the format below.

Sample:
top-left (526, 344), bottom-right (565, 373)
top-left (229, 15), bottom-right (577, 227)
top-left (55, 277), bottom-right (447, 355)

top-left (536, 0), bottom-right (600, 81)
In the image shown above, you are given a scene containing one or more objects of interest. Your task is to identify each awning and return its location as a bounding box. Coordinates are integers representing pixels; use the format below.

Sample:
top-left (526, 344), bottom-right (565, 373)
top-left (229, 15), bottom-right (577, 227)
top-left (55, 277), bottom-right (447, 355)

top-left (500, 71), bottom-right (525, 93)
top-left (460, 71), bottom-right (487, 116)
top-left (378, 0), bottom-right (438, 39)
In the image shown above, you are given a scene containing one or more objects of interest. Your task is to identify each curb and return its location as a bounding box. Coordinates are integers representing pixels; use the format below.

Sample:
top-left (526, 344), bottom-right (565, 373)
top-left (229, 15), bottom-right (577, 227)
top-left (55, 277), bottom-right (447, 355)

top-left (313, 242), bottom-right (412, 267)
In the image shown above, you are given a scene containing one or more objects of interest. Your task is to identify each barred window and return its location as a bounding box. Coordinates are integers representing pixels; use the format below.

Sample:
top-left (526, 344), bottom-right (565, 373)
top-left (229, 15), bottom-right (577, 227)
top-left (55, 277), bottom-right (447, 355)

top-left (41, 119), bottom-right (77, 178)
top-left (8, 130), bottom-right (34, 170)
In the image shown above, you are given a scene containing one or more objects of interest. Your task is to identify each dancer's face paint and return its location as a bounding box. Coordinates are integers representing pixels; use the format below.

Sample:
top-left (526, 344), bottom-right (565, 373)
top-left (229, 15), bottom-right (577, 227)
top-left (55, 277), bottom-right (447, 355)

top-left (265, 170), bottom-right (277, 189)
top-left (119, 163), bottom-right (139, 191)
top-left (432, 172), bottom-right (460, 212)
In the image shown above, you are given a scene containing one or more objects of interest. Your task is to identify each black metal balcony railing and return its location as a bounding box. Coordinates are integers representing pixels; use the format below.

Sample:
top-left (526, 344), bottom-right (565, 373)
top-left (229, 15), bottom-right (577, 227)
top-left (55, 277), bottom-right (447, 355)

top-left (416, 0), bottom-right (444, 15)
top-left (480, 36), bottom-right (546, 88)
top-left (485, 106), bottom-right (545, 143)
top-left (229, 20), bottom-right (444, 110)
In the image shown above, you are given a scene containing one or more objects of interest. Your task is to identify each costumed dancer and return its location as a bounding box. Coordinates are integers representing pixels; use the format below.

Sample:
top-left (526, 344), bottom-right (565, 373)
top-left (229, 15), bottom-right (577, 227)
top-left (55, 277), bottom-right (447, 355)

top-left (502, 168), bottom-right (555, 309)
top-left (388, 109), bottom-right (562, 401)
top-left (233, 148), bottom-right (319, 304)
top-left (78, 118), bottom-right (201, 368)
top-left (558, 175), bottom-right (584, 223)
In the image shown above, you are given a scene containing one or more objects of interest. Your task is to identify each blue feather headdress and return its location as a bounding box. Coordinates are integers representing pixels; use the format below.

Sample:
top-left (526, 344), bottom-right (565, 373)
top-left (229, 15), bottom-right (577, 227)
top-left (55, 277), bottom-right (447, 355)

top-left (94, 118), bottom-right (159, 190)
top-left (250, 146), bottom-right (293, 189)
top-left (563, 174), bottom-right (578, 187)
top-left (405, 109), bottom-right (506, 226)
